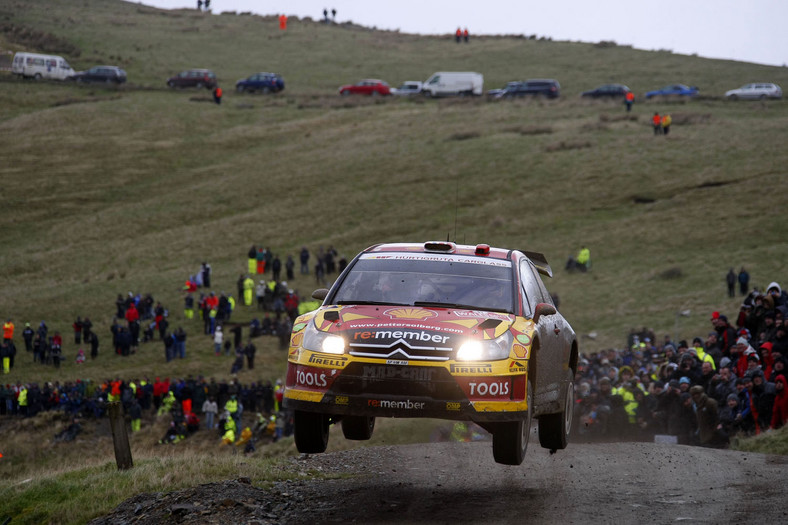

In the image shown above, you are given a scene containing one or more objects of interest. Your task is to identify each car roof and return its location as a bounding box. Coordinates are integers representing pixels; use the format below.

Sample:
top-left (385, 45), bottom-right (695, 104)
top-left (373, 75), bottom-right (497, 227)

top-left (364, 242), bottom-right (512, 261)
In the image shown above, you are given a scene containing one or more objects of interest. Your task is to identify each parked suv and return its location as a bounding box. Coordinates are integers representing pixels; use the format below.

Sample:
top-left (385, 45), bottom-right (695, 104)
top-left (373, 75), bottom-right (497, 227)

top-left (492, 79), bottom-right (560, 99)
top-left (167, 69), bottom-right (217, 89)
top-left (69, 65), bottom-right (127, 84)
top-left (236, 72), bottom-right (285, 93)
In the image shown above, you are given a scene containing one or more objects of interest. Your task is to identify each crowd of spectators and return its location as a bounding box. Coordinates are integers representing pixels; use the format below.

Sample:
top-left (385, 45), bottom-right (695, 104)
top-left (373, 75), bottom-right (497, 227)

top-left (574, 281), bottom-right (788, 447)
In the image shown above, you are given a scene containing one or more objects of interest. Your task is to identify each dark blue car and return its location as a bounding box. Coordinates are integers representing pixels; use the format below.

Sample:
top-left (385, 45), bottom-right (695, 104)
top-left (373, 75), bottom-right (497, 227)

top-left (235, 72), bottom-right (285, 94)
top-left (644, 84), bottom-right (699, 99)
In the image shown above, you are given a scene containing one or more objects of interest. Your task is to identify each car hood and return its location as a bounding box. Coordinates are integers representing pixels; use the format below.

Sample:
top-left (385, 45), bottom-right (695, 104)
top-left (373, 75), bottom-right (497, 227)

top-left (300, 304), bottom-right (526, 342)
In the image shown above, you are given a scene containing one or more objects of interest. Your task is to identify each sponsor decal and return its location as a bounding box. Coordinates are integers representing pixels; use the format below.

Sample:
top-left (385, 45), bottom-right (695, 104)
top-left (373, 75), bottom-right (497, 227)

top-left (308, 353), bottom-right (348, 368)
top-left (516, 334), bottom-right (532, 345)
top-left (456, 377), bottom-right (513, 400)
top-left (296, 369), bottom-right (328, 388)
top-left (291, 331), bottom-right (304, 347)
top-left (512, 344), bottom-right (528, 359)
top-left (468, 380), bottom-right (510, 397)
top-left (368, 399), bottom-right (425, 410)
top-left (509, 360), bottom-right (527, 373)
top-left (384, 308), bottom-right (437, 321)
top-left (360, 253), bottom-right (511, 267)
top-left (453, 310), bottom-right (512, 321)
top-left (386, 359), bottom-right (408, 365)
top-left (292, 322), bottom-right (308, 332)
top-left (352, 329), bottom-right (450, 345)
top-left (446, 402), bottom-right (461, 411)
top-left (348, 321), bottom-right (463, 334)
top-left (362, 366), bottom-right (436, 381)
top-left (450, 363), bottom-right (493, 374)
top-left (335, 396), bottom-right (349, 405)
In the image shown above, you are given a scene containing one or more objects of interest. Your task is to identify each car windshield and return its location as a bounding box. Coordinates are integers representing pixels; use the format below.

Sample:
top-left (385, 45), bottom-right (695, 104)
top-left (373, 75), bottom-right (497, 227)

top-left (332, 253), bottom-right (514, 313)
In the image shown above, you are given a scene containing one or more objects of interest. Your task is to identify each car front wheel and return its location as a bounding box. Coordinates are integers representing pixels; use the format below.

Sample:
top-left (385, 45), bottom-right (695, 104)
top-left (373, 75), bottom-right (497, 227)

top-left (341, 416), bottom-right (375, 440)
top-left (293, 410), bottom-right (330, 453)
top-left (492, 381), bottom-right (532, 465)
top-left (195, 82), bottom-right (204, 89)
top-left (167, 81), bottom-right (175, 88)
top-left (538, 369), bottom-right (574, 451)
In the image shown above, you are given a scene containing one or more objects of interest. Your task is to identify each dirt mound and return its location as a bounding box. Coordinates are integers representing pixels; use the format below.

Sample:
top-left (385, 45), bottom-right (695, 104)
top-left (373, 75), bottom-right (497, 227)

top-left (0, 23), bottom-right (81, 56)
top-left (88, 477), bottom-right (295, 525)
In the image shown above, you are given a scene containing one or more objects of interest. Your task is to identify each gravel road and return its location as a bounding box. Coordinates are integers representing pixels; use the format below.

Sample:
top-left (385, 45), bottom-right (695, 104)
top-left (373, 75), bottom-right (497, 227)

top-left (93, 441), bottom-right (788, 524)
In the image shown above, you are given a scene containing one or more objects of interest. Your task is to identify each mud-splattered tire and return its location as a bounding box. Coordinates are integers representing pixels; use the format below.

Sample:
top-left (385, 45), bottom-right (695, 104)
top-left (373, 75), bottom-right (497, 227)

top-left (341, 416), bottom-right (375, 440)
top-left (492, 381), bottom-right (532, 465)
top-left (294, 410), bottom-right (329, 453)
top-left (538, 370), bottom-right (574, 451)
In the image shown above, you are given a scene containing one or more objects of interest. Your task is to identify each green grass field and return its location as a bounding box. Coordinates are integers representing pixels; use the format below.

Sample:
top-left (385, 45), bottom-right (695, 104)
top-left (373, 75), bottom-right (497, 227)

top-left (1, 1), bottom-right (787, 521)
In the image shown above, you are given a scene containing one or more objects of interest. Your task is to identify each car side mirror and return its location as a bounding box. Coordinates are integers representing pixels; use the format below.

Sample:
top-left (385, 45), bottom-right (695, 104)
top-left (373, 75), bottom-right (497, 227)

top-left (312, 289), bottom-right (329, 301)
top-left (533, 303), bottom-right (557, 324)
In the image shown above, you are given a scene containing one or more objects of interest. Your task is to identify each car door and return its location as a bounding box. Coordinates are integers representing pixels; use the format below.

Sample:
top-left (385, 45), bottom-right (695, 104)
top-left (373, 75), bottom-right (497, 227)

top-left (518, 259), bottom-right (562, 403)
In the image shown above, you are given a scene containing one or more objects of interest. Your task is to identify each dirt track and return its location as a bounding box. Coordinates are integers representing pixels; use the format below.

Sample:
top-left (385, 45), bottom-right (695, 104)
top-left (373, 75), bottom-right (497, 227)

top-left (93, 440), bottom-right (788, 524)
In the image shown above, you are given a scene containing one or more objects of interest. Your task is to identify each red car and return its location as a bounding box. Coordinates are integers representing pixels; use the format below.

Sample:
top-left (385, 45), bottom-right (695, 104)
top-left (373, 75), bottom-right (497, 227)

top-left (338, 79), bottom-right (391, 96)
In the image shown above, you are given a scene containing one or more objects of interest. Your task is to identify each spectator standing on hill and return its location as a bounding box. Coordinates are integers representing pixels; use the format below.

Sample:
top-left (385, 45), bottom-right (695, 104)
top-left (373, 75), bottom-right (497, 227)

top-left (203, 396), bottom-right (218, 429)
top-left (82, 317), bottom-right (93, 344)
top-left (22, 323), bottom-right (34, 352)
top-left (202, 262), bottom-right (212, 288)
top-left (2, 319), bottom-right (13, 343)
top-left (625, 91), bottom-right (634, 112)
top-left (272, 256), bottom-right (282, 282)
top-left (300, 247), bottom-right (310, 275)
top-left (661, 113), bottom-right (672, 135)
top-left (213, 86), bottom-right (222, 105)
top-left (652, 112), bottom-right (662, 135)
top-left (455, 27), bottom-right (462, 43)
top-left (463, 28), bottom-right (470, 43)
top-left (738, 267), bottom-right (750, 296)
top-left (89, 332), bottom-right (99, 360)
top-left (73, 317), bottom-right (83, 344)
top-left (285, 255), bottom-right (295, 281)
top-left (245, 340), bottom-right (256, 370)
top-left (726, 268), bottom-right (736, 298)
top-left (247, 245), bottom-right (257, 274)
top-left (214, 325), bottom-right (223, 356)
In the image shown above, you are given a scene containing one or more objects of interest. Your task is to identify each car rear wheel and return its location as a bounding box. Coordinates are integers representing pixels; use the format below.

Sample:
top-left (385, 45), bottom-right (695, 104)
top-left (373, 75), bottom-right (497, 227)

top-left (293, 410), bottom-right (330, 453)
top-left (341, 416), bottom-right (375, 440)
top-left (262, 86), bottom-right (271, 94)
top-left (492, 381), bottom-right (532, 465)
top-left (538, 369), bottom-right (574, 451)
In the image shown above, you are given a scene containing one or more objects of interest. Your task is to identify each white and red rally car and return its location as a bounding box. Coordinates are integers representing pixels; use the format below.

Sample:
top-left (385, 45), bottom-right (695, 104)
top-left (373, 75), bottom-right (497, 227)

top-left (284, 241), bottom-right (578, 465)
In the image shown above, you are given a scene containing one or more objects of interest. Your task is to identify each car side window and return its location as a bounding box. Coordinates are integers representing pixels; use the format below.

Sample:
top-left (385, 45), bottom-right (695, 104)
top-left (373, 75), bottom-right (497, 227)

top-left (428, 76), bottom-right (440, 85)
top-left (518, 260), bottom-right (538, 317)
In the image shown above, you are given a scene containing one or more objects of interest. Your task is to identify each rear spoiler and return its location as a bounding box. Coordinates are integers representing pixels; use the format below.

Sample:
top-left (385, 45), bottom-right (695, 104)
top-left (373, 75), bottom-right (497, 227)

top-left (520, 250), bottom-right (553, 278)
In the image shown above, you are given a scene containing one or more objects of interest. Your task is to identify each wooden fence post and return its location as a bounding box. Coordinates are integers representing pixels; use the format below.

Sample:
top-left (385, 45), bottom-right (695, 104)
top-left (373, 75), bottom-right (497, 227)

top-left (108, 401), bottom-right (133, 470)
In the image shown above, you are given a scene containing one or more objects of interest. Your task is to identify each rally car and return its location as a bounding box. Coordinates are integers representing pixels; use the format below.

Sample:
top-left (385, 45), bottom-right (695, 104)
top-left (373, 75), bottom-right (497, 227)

top-left (283, 241), bottom-right (578, 465)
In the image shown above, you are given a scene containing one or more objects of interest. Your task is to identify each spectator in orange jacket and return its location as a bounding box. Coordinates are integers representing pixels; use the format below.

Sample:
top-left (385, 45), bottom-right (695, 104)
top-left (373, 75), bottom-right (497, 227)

top-left (652, 112), bottom-right (662, 135)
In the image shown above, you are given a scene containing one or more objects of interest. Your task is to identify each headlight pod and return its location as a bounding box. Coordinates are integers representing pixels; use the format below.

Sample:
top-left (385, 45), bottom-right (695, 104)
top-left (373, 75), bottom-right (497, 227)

top-left (302, 321), bottom-right (346, 355)
top-left (456, 332), bottom-right (513, 361)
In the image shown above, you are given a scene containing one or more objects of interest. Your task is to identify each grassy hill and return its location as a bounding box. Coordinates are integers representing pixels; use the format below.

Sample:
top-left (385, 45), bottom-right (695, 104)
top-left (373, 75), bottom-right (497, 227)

top-left (1, 1), bottom-right (788, 522)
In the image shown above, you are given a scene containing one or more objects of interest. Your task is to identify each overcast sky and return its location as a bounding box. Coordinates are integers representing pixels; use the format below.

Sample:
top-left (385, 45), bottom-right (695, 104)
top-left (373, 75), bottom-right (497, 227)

top-left (139, 0), bottom-right (787, 67)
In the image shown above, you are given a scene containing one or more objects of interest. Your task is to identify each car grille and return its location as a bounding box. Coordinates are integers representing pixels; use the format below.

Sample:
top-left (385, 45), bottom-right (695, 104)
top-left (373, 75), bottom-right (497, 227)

top-left (331, 363), bottom-right (464, 398)
top-left (349, 340), bottom-right (454, 361)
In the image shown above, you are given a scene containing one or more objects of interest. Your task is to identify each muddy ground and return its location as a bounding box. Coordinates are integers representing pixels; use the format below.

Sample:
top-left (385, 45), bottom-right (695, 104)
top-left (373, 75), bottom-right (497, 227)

top-left (90, 440), bottom-right (788, 524)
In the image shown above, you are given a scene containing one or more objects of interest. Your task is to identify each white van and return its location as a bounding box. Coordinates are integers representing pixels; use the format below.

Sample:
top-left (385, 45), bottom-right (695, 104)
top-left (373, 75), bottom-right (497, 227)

top-left (12, 52), bottom-right (75, 80)
top-left (422, 72), bottom-right (483, 97)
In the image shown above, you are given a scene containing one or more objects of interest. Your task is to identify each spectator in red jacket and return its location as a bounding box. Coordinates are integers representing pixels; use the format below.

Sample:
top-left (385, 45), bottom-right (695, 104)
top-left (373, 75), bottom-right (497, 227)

top-left (771, 375), bottom-right (788, 429)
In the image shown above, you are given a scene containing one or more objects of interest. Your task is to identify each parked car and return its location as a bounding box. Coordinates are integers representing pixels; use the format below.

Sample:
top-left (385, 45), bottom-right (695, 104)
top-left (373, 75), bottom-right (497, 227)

top-left (391, 81), bottom-right (423, 96)
top-left (235, 72), bottom-right (285, 94)
top-left (422, 72), bottom-right (483, 97)
top-left (725, 83), bottom-right (782, 100)
top-left (68, 65), bottom-right (127, 84)
top-left (489, 79), bottom-right (560, 99)
top-left (581, 83), bottom-right (630, 98)
top-left (338, 79), bottom-right (391, 96)
top-left (644, 84), bottom-right (699, 99)
top-left (167, 69), bottom-right (217, 89)
top-left (487, 81), bottom-right (524, 98)
top-left (11, 52), bottom-right (74, 80)
top-left (283, 240), bottom-right (578, 466)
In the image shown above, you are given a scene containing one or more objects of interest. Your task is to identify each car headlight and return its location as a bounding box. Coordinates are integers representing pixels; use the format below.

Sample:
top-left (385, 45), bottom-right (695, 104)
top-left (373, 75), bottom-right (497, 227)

top-left (456, 332), bottom-right (513, 361)
top-left (302, 321), bottom-right (346, 355)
